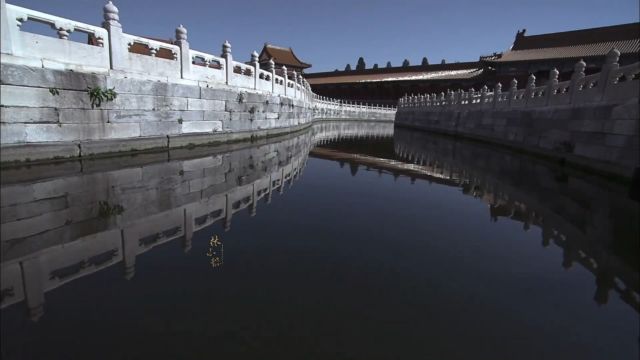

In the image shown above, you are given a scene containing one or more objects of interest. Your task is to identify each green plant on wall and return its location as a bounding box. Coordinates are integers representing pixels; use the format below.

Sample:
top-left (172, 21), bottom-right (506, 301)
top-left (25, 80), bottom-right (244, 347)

top-left (98, 201), bottom-right (125, 218)
top-left (49, 88), bottom-right (60, 96)
top-left (87, 87), bottom-right (118, 109)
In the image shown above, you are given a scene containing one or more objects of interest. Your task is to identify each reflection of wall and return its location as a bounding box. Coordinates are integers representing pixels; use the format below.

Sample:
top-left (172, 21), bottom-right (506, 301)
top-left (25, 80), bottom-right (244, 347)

top-left (0, 121), bottom-right (392, 321)
top-left (393, 128), bottom-right (640, 312)
top-left (310, 121), bottom-right (394, 146)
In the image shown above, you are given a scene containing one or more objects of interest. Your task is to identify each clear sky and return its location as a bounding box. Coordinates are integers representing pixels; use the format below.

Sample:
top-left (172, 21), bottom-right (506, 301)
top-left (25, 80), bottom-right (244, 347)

top-left (8, 0), bottom-right (640, 72)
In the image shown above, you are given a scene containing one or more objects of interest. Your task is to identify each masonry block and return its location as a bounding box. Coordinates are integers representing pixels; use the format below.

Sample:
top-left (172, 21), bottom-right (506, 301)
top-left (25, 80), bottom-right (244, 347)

top-left (187, 98), bottom-right (225, 111)
top-left (0, 107), bottom-right (59, 124)
top-left (181, 121), bottom-right (222, 133)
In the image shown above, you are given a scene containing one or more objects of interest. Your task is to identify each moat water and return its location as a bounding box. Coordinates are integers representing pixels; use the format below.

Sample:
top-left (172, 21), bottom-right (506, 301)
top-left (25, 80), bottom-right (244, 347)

top-left (1, 121), bottom-right (638, 360)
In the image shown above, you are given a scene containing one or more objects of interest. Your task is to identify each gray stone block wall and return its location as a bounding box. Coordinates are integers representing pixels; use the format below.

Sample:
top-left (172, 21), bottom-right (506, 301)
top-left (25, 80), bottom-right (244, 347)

top-left (395, 101), bottom-right (639, 178)
top-left (0, 63), bottom-right (394, 163)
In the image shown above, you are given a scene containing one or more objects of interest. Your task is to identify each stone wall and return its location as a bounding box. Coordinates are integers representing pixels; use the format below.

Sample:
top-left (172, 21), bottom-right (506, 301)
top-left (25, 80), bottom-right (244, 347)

top-left (0, 1), bottom-right (395, 163)
top-left (395, 53), bottom-right (639, 179)
top-left (0, 63), bottom-right (393, 163)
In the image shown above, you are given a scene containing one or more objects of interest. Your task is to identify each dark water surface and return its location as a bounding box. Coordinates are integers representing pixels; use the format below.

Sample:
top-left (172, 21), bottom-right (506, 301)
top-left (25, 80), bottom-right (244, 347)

top-left (1, 121), bottom-right (638, 359)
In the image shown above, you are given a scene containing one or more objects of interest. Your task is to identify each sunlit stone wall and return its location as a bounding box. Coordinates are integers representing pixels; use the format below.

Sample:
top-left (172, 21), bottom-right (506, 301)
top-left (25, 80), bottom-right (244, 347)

top-left (0, 0), bottom-right (395, 163)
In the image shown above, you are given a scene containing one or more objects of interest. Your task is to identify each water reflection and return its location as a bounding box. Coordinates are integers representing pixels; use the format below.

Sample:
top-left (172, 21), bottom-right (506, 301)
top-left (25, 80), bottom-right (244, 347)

top-left (313, 128), bottom-right (639, 313)
top-left (0, 121), bottom-right (394, 321)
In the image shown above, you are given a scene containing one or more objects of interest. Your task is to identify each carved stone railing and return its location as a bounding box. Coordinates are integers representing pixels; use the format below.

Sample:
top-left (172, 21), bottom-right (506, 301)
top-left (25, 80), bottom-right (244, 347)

top-left (2, 2), bottom-right (110, 71)
top-left (398, 49), bottom-right (639, 111)
top-left (311, 94), bottom-right (396, 115)
top-left (0, 0), bottom-right (394, 115)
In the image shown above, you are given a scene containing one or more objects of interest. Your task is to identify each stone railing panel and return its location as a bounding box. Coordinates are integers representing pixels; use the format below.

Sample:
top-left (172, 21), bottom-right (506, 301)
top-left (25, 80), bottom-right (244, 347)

top-left (273, 74), bottom-right (286, 95)
top-left (187, 49), bottom-right (225, 83)
top-left (257, 68), bottom-right (272, 92)
top-left (229, 60), bottom-right (254, 89)
top-left (399, 52), bottom-right (638, 114)
top-left (4, 4), bottom-right (110, 72)
top-left (605, 62), bottom-right (640, 102)
top-left (121, 33), bottom-right (180, 78)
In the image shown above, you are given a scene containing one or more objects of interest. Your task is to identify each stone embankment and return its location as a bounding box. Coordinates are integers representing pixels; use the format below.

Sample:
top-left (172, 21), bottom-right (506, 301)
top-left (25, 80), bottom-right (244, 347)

top-left (395, 50), bottom-right (639, 179)
top-left (0, 1), bottom-right (395, 163)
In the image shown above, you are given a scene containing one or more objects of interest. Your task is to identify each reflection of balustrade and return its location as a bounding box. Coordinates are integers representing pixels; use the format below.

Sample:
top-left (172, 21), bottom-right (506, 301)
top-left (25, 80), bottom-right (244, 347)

top-left (0, 0), bottom-right (394, 114)
top-left (392, 128), bottom-right (640, 313)
top-left (398, 49), bottom-right (639, 111)
top-left (0, 120), bottom-right (388, 320)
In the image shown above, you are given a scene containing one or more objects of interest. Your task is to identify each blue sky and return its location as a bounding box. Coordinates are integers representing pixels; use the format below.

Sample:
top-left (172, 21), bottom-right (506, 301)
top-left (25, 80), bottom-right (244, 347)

top-left (8, 0), bottom-right (640, 72)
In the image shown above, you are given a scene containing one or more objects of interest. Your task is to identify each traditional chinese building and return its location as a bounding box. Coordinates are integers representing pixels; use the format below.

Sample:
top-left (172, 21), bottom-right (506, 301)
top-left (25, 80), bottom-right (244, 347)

top-left (306, 22), bottom-right (640, 105)
top-left (483, 22), bottom-right (640, 86)
top-left (305, 61), bottom-right (491, 106)
top-left (258, 43), bottom-right (311, 74)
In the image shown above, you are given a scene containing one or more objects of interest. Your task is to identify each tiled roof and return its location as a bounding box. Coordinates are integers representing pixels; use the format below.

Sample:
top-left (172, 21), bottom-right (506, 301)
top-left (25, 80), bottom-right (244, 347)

top-left (259, 44), bottom-right (311, 69)
top-left (487, 39), bottom-right (639, 63)
top-left (307, 68), bottom-right (484, 85)
top-left (512, 23), bottom-right (639, 50)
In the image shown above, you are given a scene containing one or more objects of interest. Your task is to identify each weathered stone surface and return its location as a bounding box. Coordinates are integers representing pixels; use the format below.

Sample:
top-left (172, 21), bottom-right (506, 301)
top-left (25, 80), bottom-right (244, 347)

top-left (106, 77), bottom-right (200, 98)
top-left (80, 136), bottom-right (168, 156)
top-left (0, 63), bottom-right (107, 90)
top-left (200, 87), bottom-right (238, 101)
top-left (108, 110), bottom-right (203, 123)
top-left (105, 94), bottom-right (188, 111)
top-left (140, 121), bottom-right (181, 136)
top-left (187, 98), bottom-right (225, 111)
top-left (0, 63), bottom-right (393, 163)
top-left (1, 85), bottom-right (90, 108)
top-left (396, 100), bottom-right (638, 176)
top-left (0, 142), bottom-right (80, 162)
top-left (203, 111), bottom-right (230, 122)
top-left (181, 121), bottom-right (222, 133)
top-left (0, 108), bottom-right (59, 124)
top-left (25, 123), bottom-right (140, 142)
top-left (58, 109), bottom-right (109, 124)
top-left (226, 101), bottom-right (267, 113)
top-left (1, 124), bottom-right (27, 144)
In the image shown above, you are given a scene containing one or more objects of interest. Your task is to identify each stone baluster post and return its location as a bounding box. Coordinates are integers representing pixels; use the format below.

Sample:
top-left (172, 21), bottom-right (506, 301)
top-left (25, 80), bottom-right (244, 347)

top-left (251, 50), bottom-right (259, 90)
top-left (480, 85), bottom-right (488, 106)
top-left (447, 90), bottom-right (454, 106)
top-left (468, 88), bottom-right (475, 105)
top-left (222, 40), bottom-right (233, 85)
top-left (600, 48), bottom-right (620, 100)
top-left (102, 1), bottom-right (126, 70)
top-left (545, 68), bottom-right (559, 105)
top-left (282, 65), bottom-right (288, 96)
top-left (508, 78), bottom-right (517, 107)
top-left (292, 71), bottom-right (298, 98)
top-left (175, 24), bottom-right (190, 79)
top-left (525, 73), bottom-right (536, 106)
top-left (1, 0), bottom-right (15, 55)
top-left (493, 82), bottom-right (501, 108)
top-left (268, 58), bottom-right (276, 93)
top-left (569, 59), bottom-right (586, 104)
